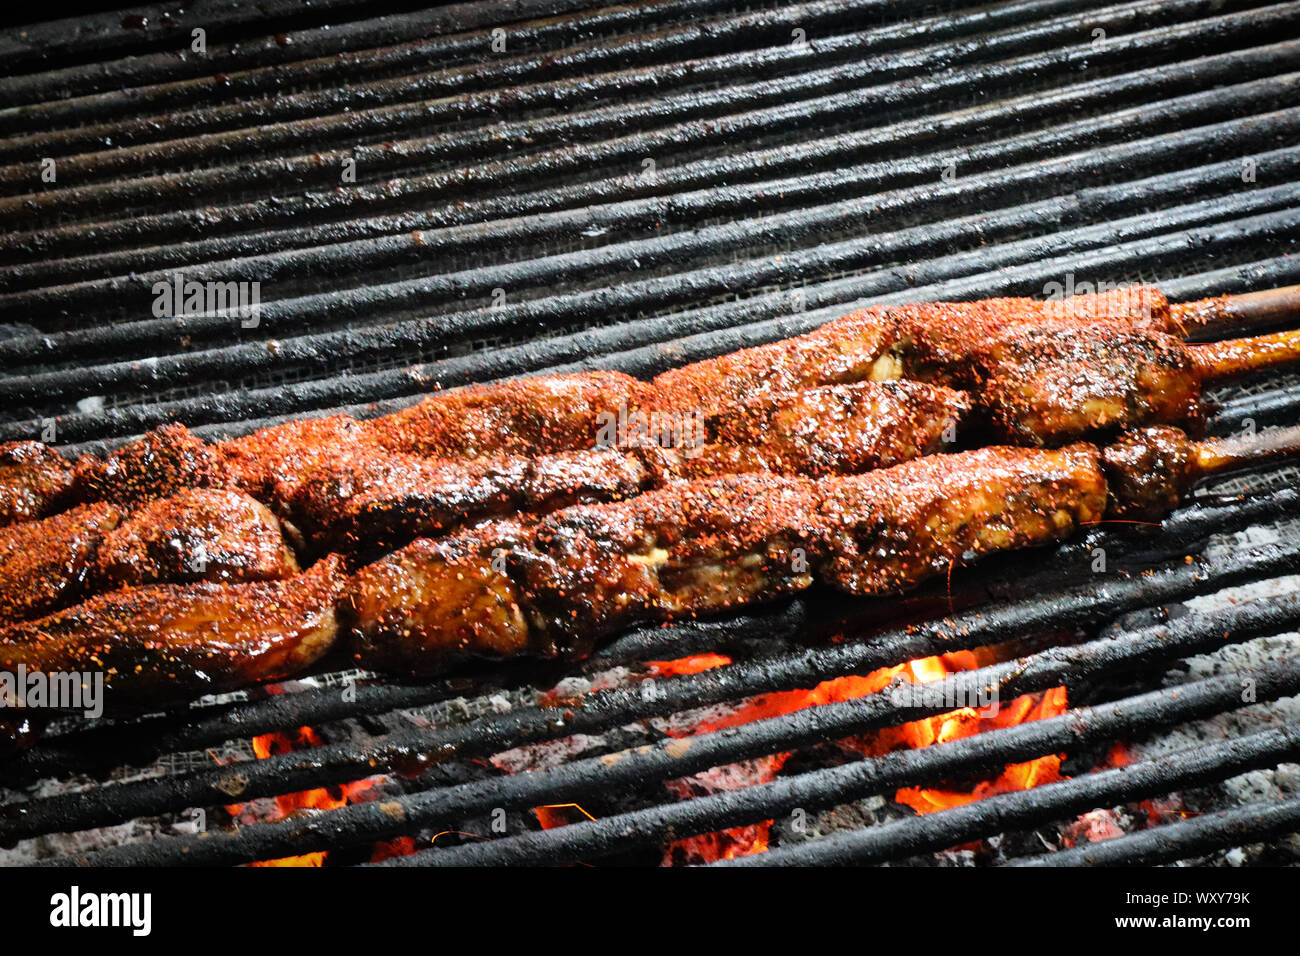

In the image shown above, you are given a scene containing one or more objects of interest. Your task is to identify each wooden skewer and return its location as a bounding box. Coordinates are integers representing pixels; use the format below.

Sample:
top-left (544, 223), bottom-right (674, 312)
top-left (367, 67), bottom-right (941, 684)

top-left (1173, 283), bottom-right (1300, 338)
top-left (1191, 423), bottom-right (1300, 480)
top-left (1191, 327), bottom-right (1300, 382)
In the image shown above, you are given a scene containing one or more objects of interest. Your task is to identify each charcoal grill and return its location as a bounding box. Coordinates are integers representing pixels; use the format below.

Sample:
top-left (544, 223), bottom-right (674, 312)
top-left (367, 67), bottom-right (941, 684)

top-left (1, 0), bottom-right (1299, 869)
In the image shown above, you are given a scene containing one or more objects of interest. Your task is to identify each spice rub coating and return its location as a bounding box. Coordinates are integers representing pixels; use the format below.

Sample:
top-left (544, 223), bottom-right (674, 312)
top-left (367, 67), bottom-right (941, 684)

top-left (0, 502), bottom-right (122, 623)
top-left (94, 488), bottom-right (300, 589)
top-left (0, 442), bottom-right (75, 527)
top-left (0, 555), bottom-right (345, 700)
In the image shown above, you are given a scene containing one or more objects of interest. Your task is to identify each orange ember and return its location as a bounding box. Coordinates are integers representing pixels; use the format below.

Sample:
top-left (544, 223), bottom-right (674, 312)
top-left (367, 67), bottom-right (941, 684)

top-left (224, 725), bottom-right (411, 867)
top-left (652, 647), bottom-right (1070, 862)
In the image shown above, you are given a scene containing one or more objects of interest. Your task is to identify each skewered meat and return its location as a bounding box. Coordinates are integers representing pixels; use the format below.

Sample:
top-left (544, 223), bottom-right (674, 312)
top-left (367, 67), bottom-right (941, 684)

top-left (0, 555), bottom-right (344, 701)
top-left (970, 325), bottom-right (1300, 445)
top-left (4, 288), bottom-right (1290, 534)
top-left (74, 423), bottom-right (231, 507)
top-left (292, 381), bottom-right (967, 557)
top-left (652, 286), bottom-right (1300, 444)
top-left (0, 441), bottom-right (74, 527)
top-left (363, 371), bottom-right (653, 458)
top-left (817, 444), bottom-right (1106, 594)
top-left (220, 414), bottom-right (380, 502)
top-left (348, 475), bottom-right (822, 673)
top-left (94, 488), bottom-right (300, 589)
top-left (347, 425), bottom-right (1294, 675)
top-left (0, 502), bottom-right (122, 623)
top-left (701, 379), bottom-right (967, 476)
top-left (346, 520), bottom-right (541, 674)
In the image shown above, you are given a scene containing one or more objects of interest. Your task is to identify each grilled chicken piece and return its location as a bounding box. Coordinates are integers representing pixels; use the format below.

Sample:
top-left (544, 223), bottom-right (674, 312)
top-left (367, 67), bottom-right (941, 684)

top-left (363, 371), bottom-right (653, 459)
top-left (653, 287), bottom-right (1300, 446)
top-left (0, 441), bottom-right (74, 527)
top-left (290, 381), bottom-right (967, 557)
top-left (220, 414), bottom-right (380, 502)
top-left (348, 475), bottom-right (821, 674)
top-left (517, 473), bottom-right (823, 648)
top-left (818, 444), bottom-right (1107, 594)
top-left (346, 521), bottom-right (542, 674)
top-left (652, 308), bottom-right (899, 415)
top-left (0, 556), bottom-right (344, 702)
top-left (0, 502), bottom-right (122, 623)
top-left (94, 488), bottom-right (300, 589)
top-left (348, 424), bottom-right (1295, 677)
top-left (703, 380), bottom-right (967, 476)
top-left (969, 325), bottom-right (1300, 445)
top-left (284, 449), bottom-right (650, 557)
top-left (74, 423), bottom-right (231, 507)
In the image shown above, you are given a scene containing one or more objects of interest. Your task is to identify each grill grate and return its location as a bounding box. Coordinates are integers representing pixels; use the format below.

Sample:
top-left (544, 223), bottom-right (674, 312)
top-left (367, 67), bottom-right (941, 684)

top-left (0, 0), bottom-right (1298, 868)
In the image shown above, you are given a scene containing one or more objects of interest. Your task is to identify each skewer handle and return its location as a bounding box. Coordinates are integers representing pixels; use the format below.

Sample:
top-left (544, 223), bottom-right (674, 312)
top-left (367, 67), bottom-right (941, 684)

top-left (1191, 424), bottom-right (1300, 480)
top-left (1173, 284), bottom-right (1300, 338)
top-left (1192, 328), bottom-right (1300, 383)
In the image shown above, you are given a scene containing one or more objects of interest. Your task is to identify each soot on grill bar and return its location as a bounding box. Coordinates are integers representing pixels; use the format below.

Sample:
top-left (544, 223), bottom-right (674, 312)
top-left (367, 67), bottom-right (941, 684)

top-left (0, 0), bottom-right (1299, 920)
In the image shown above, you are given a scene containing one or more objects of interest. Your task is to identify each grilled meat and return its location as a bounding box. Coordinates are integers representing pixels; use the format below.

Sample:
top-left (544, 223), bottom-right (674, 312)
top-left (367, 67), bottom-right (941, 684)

top-left (346, 520), bottom-right (542, 674)
top-left (817, 444), bottom-right (1107, 594)
top-left (653, 287), bottom-right (1300, 446)
top-left (348, 476), bottom-right (821, 674)
top-left (74, 423), bottom-right (231, 507)
top-left (702, 379), bottom-right (967, 476)
top-left (94, 488), bottom-right (300, 589)
top-left (220, 414), bottom-right (380, 502)
top-left (284, 450), bottom-right (647, 557)
top-left (347, 425), bottom-right (1287, 676)
top-left (0, 502), bottom-right (122, 623)
top-left (652, 308), bottom-right (899, 415)
top-left (0, 441), bottom-right (74, 527)
top-left (286, 381), bottom-right (966, 557)
top-left (363, 371), bottom-right (653, 459)
top-left (0, 555), bottom-right (344, 701)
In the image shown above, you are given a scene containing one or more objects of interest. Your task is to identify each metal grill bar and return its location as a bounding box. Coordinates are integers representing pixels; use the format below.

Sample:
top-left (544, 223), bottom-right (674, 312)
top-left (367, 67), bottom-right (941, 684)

top-left (1008, 795), bottom-right (1300, 866)
top-left (27, 208), bottom-right (1300, 451)
top-left (38, 592), bottom-right (1300, 867)
top-left (7, 134), bottom-right (1297, 412)
top-left (403, 664), bottom-right (1300, 866)
top-left (0, 0), bottom-right (634, 110)
top-left (5, 0), bottom-right (1288, 262)
top-left (10, 35), bottom-right (1293, 294)
top-left (0, 0), bottom-right (1087, 176)
top-left (7, 65), bottom-right (1297, 331)
top-left (730, 720), bottom-right (1300, 867)
top-left (6, 537), bottom-right (1296, 857)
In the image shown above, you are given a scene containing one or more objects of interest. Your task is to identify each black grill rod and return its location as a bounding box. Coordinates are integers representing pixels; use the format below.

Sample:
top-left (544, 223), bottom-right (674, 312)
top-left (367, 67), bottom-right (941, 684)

top-left (0, 0), bottom-right (649, 112)
top-left (4, 1), bottom-right (1288, 257)
top-left (392, 638), bottom-right (1300, 867)
top-left (6, 537), bottom-right (1295, 851)
top-left (44, 587), bottom-right (1300, 866)
top-left (3, 0), bottom-right (1247, 224)
top-left (9, 67), bottom-right (1295, 333)
top-left (12, 39), bottom-right (1293, 295)
top-left (1008, 795), bottom-right (1300, 866)
top-left (728, 719), bottom-right (1300, 868)
top-left (34, 193), bottom-right (1300, 451)
top-left (6, 110), bottom-right (1294, 401)
top-left (1217, 381), bottom-right (1300, 430)
top-left (0, 0), bottom-right (395, 79)
top-left (10, 482), bottom-right (1291, 790)
top-left (0, 0), bottom-right (1070, 168)
top-left (10, 117), bottom-right (1299, 411)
